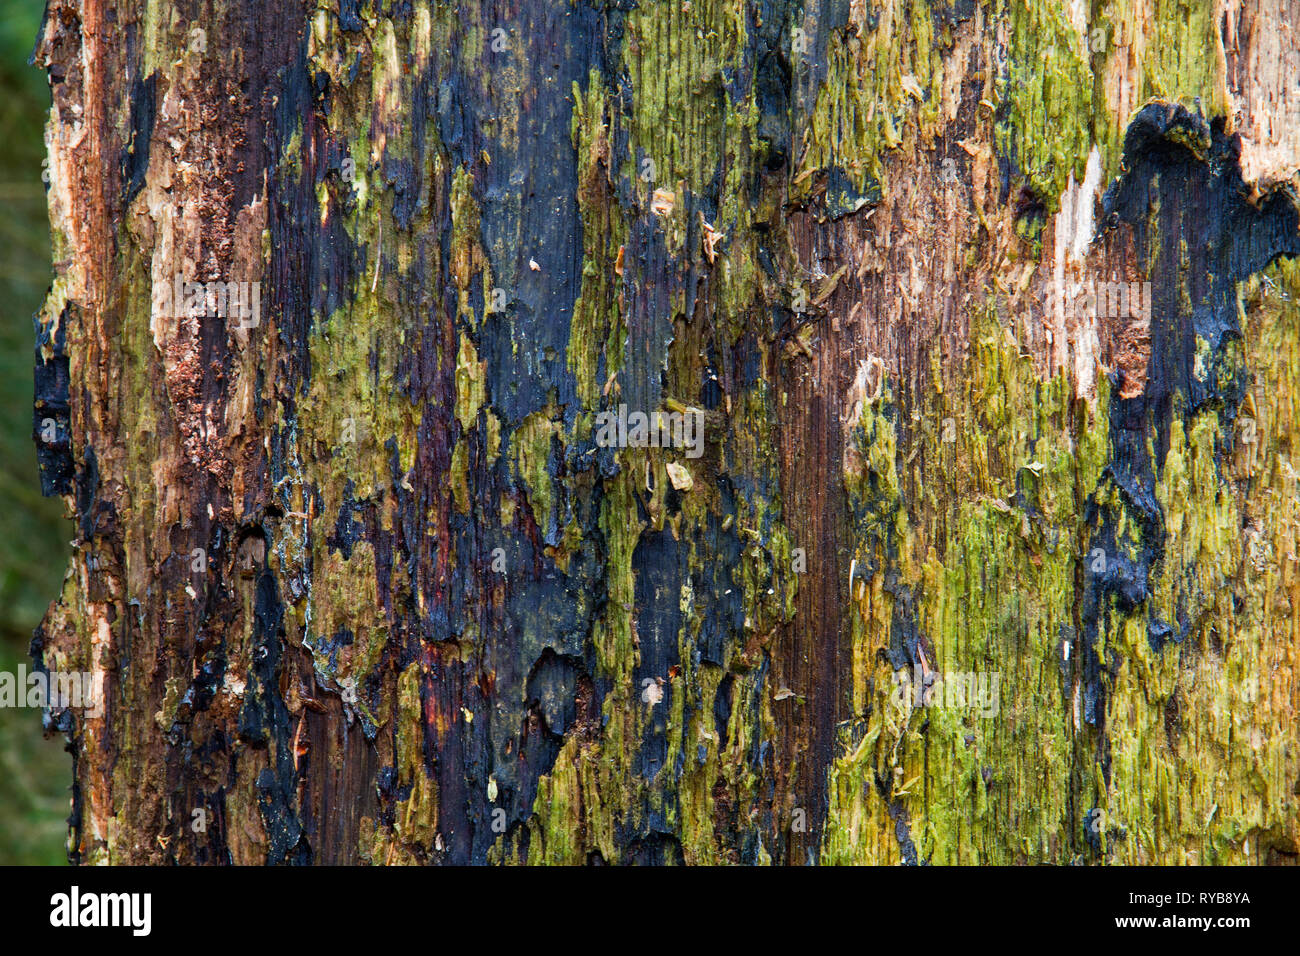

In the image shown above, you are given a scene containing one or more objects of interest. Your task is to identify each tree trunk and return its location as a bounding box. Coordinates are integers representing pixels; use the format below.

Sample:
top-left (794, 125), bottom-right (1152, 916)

top-left (31, 0), bottom-right (1300, 864)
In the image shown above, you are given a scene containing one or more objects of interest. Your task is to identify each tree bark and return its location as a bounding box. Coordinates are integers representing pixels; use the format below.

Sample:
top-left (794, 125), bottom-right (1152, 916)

top-left (32, 0), bottom-right (1300, 864)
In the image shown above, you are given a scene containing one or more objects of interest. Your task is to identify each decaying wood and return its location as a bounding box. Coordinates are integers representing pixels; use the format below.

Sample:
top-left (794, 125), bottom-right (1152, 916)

top-left (31, 0), bottom-right (1300, 864)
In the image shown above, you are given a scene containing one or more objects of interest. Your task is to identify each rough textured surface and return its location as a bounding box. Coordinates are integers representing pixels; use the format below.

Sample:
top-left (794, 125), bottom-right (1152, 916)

top-left (32, 0), bottom-right (1300, 864)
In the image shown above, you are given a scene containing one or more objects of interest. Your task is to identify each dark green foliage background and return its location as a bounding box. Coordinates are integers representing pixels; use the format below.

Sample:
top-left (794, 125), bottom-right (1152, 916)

top-left (0, 0), bottom-right (72, 865)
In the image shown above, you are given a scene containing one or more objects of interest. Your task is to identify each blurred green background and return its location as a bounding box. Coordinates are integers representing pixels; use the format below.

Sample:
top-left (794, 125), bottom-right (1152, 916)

top-left (1, 0), bottom-right (74, 865)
